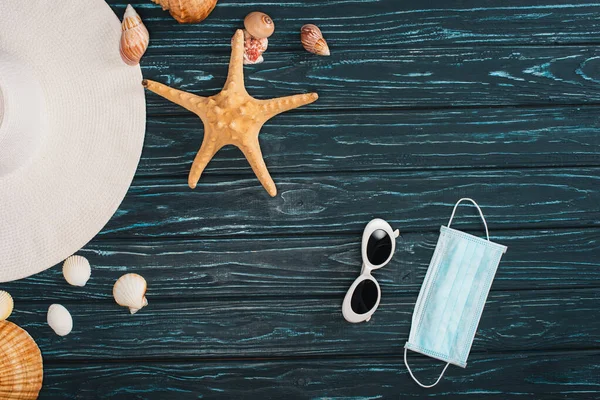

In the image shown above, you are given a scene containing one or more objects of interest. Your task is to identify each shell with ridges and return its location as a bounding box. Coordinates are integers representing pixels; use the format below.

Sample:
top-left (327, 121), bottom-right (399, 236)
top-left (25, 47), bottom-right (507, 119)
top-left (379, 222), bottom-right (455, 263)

top-left (47, 304), bottom-right (73, 337)
top-left (151, 0), bottom-right (218, 24)
top-left (120, 4), bottom-right (149, 66)
top-left (62, 255), bottom-right (91, 287)
top-left (0, 320), bottom-right (43, 400)
top-left (0, 290), bottom-right (14, 321)
top-left (301, 24), bottom-right (330, 56)
top-left (113, 273), bottom-right (148, 314)
top-left (244, 12), bottom-right (274, 39)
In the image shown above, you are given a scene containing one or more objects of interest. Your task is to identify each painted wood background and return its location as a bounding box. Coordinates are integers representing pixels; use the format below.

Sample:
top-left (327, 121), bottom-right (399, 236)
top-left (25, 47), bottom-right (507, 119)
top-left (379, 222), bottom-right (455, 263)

top-left (3, 0), bottom-right (600, 398)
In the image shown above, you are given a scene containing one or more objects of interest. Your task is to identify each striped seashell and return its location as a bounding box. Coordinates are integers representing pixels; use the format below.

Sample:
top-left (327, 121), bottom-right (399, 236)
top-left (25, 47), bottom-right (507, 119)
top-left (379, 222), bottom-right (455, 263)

top-left (300, 24), bottom-right (330, 56)
top-left (113, 273), bottom-right (148, 314)
top-left (151, 0), bottom-right (218, 24)
top-left (62, 255), bottom-right (91, 287)
top-left (0, 290), bottom-right (13, 321)
top-left (120, 5), bottom-right (149, 66)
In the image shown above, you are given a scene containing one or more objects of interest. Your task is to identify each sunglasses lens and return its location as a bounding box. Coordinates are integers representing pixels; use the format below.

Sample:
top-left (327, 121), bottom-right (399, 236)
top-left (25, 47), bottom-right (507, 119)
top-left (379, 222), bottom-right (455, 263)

top-left (366, 229), bottom-right (392, 266)
top-left (350, 279), bottom-right (379, 314)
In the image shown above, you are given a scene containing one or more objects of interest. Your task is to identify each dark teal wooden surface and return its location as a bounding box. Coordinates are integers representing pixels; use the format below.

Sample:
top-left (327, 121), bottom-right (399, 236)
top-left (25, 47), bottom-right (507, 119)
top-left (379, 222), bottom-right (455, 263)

top-left (2, 0), bottom-right (600, 398)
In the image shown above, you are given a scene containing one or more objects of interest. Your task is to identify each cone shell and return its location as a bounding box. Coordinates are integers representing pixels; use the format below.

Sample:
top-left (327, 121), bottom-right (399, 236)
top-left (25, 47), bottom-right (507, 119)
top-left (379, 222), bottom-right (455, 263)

top-left (113, 273), bottom-right (148, 314)
top-left (47, 304), bottom-right (73, 337)
top-left (0, 290), bottom-right (13, 321)
top-left (120, 5), bottom-right (149, 66)
top-left (0, 320), bottom-right (43, 400)
top-left (151, 0), bottom-right (217, 24)
top-left (301, 24), bottom-right (330, 56)
top-left (244, 12), bottom-right (274, 39)
top-left (62, 255), bottom-right (91, 287)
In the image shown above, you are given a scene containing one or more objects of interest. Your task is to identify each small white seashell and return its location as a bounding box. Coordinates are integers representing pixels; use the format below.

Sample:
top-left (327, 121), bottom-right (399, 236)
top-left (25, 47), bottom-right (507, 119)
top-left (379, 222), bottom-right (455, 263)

top-left (62, 255), bottom-right (91, 287)
top-left (113, 273), bottom-right (148, 314)
top-left (0, 290), bottom-right (14, 321)
top-left (47, 304), bottom-right (73, 336)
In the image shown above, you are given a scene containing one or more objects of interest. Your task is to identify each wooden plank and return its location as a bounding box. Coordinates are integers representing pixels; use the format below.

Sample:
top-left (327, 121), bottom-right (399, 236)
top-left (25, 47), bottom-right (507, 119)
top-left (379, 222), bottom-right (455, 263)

top-left (94, 168), bottom-right (600, 238)
top-left (3, 228), bottom-right (599, 301)
top-left (140, 46), bottom-right (600, 114)
top-left (107, 0), bottom-right (600, 49)
top-left (9, 289), bottom-right (599, 360)
top-left (139, 107), bottom-right (600, 177)
top-left (40, 351), bottom-right (600, 399)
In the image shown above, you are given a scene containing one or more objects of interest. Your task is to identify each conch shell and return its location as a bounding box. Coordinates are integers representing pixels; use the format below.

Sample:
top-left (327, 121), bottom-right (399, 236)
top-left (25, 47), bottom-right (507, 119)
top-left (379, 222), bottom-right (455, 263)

top-left (301, 24), bottom-right (330, 56)
top-left (152, 0), bottom-right (218, 24)
top-left (244, 12), bottom-right (274, 39)
top-left (120, 4), bottom-right (149, 66)
top-left (62, 255), bottom-right (91, 287)
top-left (47, 304), bottom-right (73, 337)
top-left (0, 290), bottom-right (13, 321)
top-left (113, 273), bottom-right (148, 314)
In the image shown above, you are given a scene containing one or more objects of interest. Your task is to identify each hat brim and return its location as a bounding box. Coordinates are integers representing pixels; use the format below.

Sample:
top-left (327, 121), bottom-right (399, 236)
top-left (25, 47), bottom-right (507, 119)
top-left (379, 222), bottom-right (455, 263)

top-left (0, 1), bottom-right (146, 282)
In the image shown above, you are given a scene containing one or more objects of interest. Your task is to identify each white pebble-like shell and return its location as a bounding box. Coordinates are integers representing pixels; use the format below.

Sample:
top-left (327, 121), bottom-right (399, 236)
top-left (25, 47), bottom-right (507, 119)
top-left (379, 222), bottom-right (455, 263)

top-left (113, 273), bottom-right (148, 314)
top-left (0, 291), bottom-right (14, 321)
top-left (47, 304), bottom-right (73, 336)
top-left (62, 255), bottom-right (91, 287)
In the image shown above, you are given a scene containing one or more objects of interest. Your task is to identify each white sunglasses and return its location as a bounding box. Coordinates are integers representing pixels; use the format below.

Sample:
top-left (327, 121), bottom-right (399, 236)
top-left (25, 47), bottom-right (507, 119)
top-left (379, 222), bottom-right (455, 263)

top-left (342, 218), bottom-right (400, 323)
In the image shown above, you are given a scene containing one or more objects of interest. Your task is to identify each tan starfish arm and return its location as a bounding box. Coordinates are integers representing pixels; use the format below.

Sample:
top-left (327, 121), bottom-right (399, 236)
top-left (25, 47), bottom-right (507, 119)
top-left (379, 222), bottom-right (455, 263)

top-left (188, 130), bottom-right (222, 189)
top-left (260, 93), bottom-right (319, 120)
top-left (239, 139), bottom-right (277, 197)
top-left (142, 79), bottom-right (207, 118)
top-left (224, 30), bottom-right (246, 92)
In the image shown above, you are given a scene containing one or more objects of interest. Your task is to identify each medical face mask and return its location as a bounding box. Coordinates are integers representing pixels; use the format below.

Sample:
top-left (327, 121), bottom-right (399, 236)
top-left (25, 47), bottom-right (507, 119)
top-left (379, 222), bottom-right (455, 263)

top-left (404, 198), bottom-right (507, 388)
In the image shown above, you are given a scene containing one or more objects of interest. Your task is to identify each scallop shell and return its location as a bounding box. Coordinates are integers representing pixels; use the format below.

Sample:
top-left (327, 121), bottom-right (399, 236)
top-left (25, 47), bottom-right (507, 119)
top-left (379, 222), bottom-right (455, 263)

top-left (120, 4), bottom-right (149, 66)
top-left (301, 24), bottom-right (330, 56)
top-left (62, 255), bottom-right (91, 287)
top-left (244, 12), bottom-right (274, 39)
top-left (47, 304), bottom-right (73, 337)
top-left (113, 273), bottom-right (148, 314)
top-left (0, 320), bottom-right (43, 400)
top-left (151, 0), bottom-right (218, 24)
top-left (0, 290), bottom-right (14, 321)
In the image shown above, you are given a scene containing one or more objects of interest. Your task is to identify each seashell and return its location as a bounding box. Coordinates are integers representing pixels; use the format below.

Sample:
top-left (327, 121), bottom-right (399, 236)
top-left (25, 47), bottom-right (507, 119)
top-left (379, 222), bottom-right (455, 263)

top-left (62, 255), bottom-right (91, 287)
top-left (152, 0), bottom-right (218, 24)
top-left (244, 12), bottom-right (274, 39)
top-left (120, 4), bottom-right (150, 66)
top-left (0, 290), bottom-right (14, 321)
top-left (301, 24), bottom-right (330, 56)
top-left (0, 320), bottom-right (43, 399)
top-left (233, 29), bottom-right (268, 65)
top-left (47, 304), bottom-right (73, 337)
top-left (113, 273), bottom-right (148, 314)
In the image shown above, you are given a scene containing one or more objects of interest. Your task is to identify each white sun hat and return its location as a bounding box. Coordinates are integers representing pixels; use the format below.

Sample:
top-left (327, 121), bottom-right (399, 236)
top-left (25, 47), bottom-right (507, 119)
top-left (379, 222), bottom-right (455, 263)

top-left (0, 1), bottom-right (146, 282)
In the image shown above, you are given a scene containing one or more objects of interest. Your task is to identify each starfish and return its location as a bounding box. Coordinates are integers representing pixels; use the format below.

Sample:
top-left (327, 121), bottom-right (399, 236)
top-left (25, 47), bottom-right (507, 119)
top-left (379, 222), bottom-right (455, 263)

top-left (142, 29), bottom-right (319, 197)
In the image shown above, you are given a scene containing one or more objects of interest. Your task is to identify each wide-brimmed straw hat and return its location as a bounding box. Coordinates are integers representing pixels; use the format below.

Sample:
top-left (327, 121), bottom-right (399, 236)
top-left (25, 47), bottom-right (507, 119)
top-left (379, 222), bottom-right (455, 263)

top-left (0, 1), bottom-right (146, 282)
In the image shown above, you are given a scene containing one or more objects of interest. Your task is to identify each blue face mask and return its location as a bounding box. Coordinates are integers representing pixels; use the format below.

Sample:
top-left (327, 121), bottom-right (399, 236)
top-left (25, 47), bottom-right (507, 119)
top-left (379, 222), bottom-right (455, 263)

top-left (404, 198), bottom-right (507, 388)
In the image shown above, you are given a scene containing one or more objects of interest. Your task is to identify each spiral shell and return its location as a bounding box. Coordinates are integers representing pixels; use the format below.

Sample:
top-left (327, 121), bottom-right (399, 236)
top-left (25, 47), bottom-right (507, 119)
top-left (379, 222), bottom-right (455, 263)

top-left (152, 0), bottom-right (218, 24)
top-left (301, 24), bottom-right (330, 56)
top-left (0, 290), bottom-right (14, 321)
top-left (120, 4), bottom-right (149, 66)
top-left (62, 255), bottom-right (91, 287)
top-left (113, 273), bottom-right (148, 314)
top-left (0, 320), bottom-right (43, 400)
top-left (244, 12), bottom-right (274, 39)
top-left (47, 304), bottom-right (73, 337)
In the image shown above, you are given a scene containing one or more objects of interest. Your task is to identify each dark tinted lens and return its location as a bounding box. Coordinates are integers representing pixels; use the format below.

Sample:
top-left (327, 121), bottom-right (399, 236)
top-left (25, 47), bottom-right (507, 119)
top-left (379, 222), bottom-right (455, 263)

top-left (366, 229), bottom-right (392, 265)
top-left (350, 279), bottom-right (379, 314)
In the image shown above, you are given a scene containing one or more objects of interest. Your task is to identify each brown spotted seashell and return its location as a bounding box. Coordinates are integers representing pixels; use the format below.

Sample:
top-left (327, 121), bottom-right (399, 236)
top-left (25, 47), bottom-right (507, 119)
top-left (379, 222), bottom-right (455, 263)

top-left (120, 5), bottom-right (149, 66)
top-left (301, 24), bottom-right (330, 56)
top-left (152, 0), bottom-right (218, 24)
top-left (234, 29), bottom-right (268, 65)
top-left (244, 12), bottom-right (274, 39)
top-left (0, 320), bottom-right (43, 399)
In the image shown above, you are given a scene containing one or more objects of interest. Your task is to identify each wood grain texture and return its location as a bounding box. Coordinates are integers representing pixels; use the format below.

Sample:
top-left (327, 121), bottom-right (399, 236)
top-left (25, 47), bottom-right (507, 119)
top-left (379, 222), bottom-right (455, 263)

top-left (2, 228), bottom-right (599, 301)
top-left (140, 46), bottom-right (600, 114)
top-left (138, 107), bottom-right (600, 177)
top-left (7, 289), bottom-right (599, 360)
top-left (107, 0), bottom-right (600, 49)
top-left (39, 351), bottom-right (600, 399)
top-left (93, 168), bottom-right (600, 238)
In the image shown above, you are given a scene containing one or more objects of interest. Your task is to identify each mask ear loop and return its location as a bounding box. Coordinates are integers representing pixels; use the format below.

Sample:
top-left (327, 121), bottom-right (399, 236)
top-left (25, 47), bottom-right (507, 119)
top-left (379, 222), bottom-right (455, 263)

top-left (404, 348), bottom-right (450, 388)
top-left (447, 198), bottom-right (489, 241)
